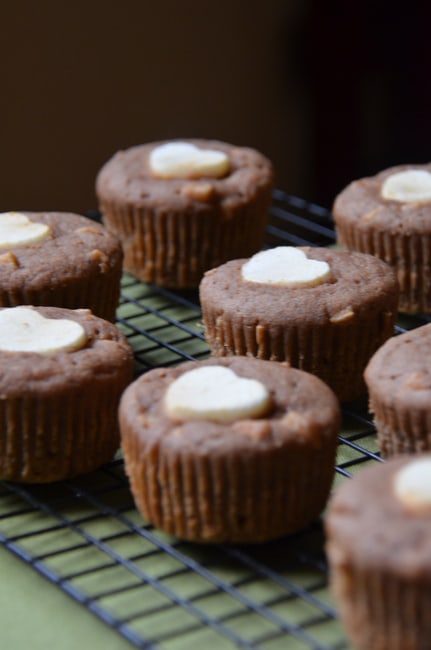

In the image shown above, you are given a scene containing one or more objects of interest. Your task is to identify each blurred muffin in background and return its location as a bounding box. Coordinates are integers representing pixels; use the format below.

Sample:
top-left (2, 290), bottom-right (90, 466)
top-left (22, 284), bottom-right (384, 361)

top-left (96, 139), bottom-right (274, 288)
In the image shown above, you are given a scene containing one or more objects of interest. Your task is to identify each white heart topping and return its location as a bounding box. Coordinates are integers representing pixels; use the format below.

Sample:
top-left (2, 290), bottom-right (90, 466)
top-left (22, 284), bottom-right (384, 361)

top-left (0, 212), bottom-right (51, 248)
top-left (149, 142), bottom-right (230, 179)
top-left (381, 169), bottom-right (431, 203)
top-left (394, 458), bottom-right (431, 511)
top-left (241, 246), bottom-right (331, 287)
top-left (164, 365), bottom-right (271, 422)
top-left (0, 307), bottom-right (87, 354)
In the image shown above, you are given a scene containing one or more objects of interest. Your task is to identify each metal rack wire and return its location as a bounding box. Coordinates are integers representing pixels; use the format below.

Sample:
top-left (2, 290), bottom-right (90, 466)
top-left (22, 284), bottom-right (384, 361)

top-left (0, 191), bottom-right (428, 650)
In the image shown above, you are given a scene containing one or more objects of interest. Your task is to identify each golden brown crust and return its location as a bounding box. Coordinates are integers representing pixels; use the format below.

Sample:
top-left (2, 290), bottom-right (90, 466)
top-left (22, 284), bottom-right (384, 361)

top-left (120, 356), bottom-right (340, 543)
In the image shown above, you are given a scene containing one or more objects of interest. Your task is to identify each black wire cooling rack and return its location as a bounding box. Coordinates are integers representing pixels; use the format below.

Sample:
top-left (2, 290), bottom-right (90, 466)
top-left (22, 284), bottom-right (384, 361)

top-left (0, 191), bottom-right (429, 650)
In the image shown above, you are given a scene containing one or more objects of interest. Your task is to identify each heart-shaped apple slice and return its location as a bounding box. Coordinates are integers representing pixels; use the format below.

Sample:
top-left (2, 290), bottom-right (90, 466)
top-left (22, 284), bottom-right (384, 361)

top-left (149, 142), bottom-right (230, 179)
top-left (394, 458), bottom-right (431, 511)
top-left (164, 365), bottom-right (272, 422)
top-left (241, 246), bottom-right (331, 288)
top-left (381, 169), bottom-right (431, 203)
top-left (0, 307), bottom-right (87, 354)
top-left (0, 212), bottom-right (51, 247)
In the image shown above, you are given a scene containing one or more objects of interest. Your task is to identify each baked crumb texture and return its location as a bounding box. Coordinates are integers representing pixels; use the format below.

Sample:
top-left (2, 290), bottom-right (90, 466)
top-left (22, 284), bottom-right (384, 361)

top-left (200, 247), bottom-right (399, 402)
top-left (120, 356), bottom-right (341, 543)
top-left (0, 306), bottom-right (134, 482)
top-left (333, 163), bottom-right (431, 314)
top-left (96, 139), bottom-right (274, 288)
top-left (0, 211), bottom-right (123, 322)
top-left (365, 322), bottom-right (431, 457)
top-left (326, 456), bottom-right (431, 650)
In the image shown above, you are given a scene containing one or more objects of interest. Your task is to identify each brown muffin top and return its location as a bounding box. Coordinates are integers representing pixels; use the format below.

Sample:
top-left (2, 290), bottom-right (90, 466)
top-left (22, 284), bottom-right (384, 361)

top-left (199, 247), bottom-right (399, 327)
top-left (0, 306), bottom-right (134, 396)
top-left (95, 139), bottom-right (274, 210)
top-left (119, 356), bottom-right (341, 454)
top-left (333, 163), bottom-right (431, 235)
top-left (0, 212), bottom-right (122, 290)
top-left (365, 323), bottom-right (431, 410)
top-left (325, 456), bottom-right (431, 578)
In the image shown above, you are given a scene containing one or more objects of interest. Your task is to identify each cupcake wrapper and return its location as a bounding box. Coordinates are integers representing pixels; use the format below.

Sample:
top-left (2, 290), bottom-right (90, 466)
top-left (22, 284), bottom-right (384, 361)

top-left (201, 307), bottom-right (396, 402)
top-left (370, 396), bottom-right (431, 457)
top-left (0, 385), bottom-right (122, 482)
top-left (329, 559), bottom-right (431, 650)
top-left (123, 432), bottom-right (336, 543)
top-left (337, 223), bottom-right (431, 314)
top-left (100, 196), bottom-right (270, 288)
top-left (0, 266), bottom-right (122, 322)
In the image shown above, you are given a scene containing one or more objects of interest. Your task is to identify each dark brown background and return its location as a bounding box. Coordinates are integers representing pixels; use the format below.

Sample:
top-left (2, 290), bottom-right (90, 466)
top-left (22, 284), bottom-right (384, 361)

top-left (1, 1), bottom-right (430, 214)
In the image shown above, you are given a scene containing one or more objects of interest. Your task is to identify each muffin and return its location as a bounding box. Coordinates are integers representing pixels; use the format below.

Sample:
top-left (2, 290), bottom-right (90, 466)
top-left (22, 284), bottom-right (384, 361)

top-left (95, 139), bottom-right (274, 288)
top-left (0, 210), bottom-right (123, 321)
top-left (326, 454), bottom-right (431, 650)
top-left (119, 356), bottom-right (341, 543)
top-left (365, 322), bottom-right (431, 457)
top-left (199, 245), bottom-right (399, 402)
top-left (333, 163), bottom-right (431, 313)
top-left (0, 305), bottom-right (134, 482)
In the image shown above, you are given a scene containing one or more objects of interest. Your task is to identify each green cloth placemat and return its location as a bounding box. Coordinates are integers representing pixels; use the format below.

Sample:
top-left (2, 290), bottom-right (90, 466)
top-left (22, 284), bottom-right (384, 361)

top-left (0, 546), bottom-right (134, 650)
